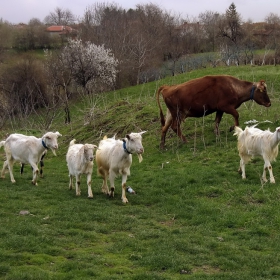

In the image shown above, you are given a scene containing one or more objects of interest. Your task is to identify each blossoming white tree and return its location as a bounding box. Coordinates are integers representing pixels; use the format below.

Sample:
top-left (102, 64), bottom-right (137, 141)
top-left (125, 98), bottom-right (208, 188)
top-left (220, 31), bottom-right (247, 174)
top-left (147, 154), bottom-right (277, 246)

top-left (61, 39), bottom-right (118, 94)
top-left (44, 39), bottom-right (118, 123)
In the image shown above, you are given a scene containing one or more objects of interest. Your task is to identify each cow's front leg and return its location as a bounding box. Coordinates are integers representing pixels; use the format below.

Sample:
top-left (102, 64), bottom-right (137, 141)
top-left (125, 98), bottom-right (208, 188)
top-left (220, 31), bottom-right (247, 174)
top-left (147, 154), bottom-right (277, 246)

top-left (225, 108), bottom-right (239, 132)
top-left (214, 111), bottom-right (224, 135)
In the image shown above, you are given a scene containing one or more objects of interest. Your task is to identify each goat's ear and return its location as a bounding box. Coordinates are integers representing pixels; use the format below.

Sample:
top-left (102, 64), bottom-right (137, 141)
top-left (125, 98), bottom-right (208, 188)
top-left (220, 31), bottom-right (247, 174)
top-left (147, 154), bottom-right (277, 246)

top-left (55, 131), bottom-right (62, 137)
top-left (139, 131), bottom-right (147, 135)
top-left (126, 134), bottom-right (130, 140)
top-left (277, 127), bottom-right (280, 133)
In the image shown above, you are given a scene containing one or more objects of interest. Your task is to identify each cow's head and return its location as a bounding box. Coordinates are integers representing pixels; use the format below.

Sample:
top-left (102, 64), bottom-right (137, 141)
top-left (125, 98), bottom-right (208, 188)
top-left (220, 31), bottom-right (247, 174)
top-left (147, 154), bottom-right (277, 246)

top-left (253, 80), bottom-right (271, 107)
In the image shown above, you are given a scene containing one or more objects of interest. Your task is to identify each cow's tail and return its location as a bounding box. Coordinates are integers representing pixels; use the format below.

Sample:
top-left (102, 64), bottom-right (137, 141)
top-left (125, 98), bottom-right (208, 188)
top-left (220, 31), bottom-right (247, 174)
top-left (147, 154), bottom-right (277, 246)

top-left (156, 86), bottom-right (167, 127)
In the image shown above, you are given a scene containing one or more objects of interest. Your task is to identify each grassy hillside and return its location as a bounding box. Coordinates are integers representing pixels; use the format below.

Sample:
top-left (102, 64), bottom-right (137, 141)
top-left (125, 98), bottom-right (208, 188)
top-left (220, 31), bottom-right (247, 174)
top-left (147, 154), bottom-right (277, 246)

top-left (1, 65), bottom-right (280, 279)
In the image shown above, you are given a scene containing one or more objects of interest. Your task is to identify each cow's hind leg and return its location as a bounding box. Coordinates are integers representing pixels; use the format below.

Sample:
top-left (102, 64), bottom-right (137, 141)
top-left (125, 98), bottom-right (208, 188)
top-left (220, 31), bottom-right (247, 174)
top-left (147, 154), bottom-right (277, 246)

top-left (160, 110), bottom-right (172, 149)
top-left (170, 116), bottom-right (187, 144)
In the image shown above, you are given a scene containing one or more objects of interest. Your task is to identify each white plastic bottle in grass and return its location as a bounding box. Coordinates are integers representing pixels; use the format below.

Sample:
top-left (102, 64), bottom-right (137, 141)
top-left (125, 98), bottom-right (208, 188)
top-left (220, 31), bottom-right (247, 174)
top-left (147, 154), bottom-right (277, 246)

top-left (126, 186), bottom-right (136, 194)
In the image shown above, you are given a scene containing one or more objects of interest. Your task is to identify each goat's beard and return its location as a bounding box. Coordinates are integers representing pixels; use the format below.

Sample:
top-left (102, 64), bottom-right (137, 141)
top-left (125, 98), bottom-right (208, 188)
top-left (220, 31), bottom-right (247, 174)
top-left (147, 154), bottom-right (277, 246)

top-left (51, 149), bottom-right (57, 156)
top-left (137, 153), bottom-right (143, 163)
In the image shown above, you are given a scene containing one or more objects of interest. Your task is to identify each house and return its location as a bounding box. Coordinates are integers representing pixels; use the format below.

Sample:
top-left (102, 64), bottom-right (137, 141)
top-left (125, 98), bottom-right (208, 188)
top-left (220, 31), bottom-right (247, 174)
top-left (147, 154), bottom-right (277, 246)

top-left (46, 25), bottom-right (78, 39)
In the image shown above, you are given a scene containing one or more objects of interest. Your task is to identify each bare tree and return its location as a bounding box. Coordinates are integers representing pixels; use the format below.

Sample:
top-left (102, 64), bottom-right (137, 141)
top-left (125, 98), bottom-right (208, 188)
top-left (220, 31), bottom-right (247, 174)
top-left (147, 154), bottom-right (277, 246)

top-left (44, 7), bottom-right (76, 26)
top-left (199, 11), bottom-right (220, 52)
top-left (44, 49), bottom-right (73, 124)
top-left (0, 54), bottom-right (48, 121)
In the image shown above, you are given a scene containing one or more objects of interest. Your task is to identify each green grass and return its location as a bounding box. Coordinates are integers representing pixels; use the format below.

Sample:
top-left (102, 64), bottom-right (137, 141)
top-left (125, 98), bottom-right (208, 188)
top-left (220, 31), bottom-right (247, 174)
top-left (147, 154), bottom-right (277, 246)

top-left (1, 65), bottom-right (280, 279)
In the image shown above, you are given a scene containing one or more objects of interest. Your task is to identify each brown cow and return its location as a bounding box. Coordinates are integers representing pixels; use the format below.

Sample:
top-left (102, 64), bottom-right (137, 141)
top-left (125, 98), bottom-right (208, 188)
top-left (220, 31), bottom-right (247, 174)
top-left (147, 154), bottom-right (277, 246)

top-left (156, 75), bottom-right (271, 148)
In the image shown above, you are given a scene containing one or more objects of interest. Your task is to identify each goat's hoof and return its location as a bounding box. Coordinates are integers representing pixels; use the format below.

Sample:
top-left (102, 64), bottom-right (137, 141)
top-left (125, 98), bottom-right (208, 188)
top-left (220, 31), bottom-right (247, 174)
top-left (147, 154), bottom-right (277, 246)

top-left (122, 198), bottom-right (129, 204)
top-left (88, 196), bottom-right (93, 199)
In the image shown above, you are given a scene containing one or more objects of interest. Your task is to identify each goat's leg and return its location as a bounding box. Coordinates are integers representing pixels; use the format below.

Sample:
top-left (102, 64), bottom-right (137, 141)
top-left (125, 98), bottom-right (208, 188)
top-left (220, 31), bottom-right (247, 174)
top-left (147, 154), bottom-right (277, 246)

top-left (108, 171), bottom-right (116, 198)
top-left (7, 159), bottom-right (16, 183)
top-left (30, 163), bottom-right (39, 185)
top-left (263, 159), bottom-right (274, 183)
top-left (121, 173), bottom-right (128, 203)
top-left (1, 160), bottom-right (8, 179)
top-left (240, 158), bottom-right (246, 179)
top-left (75, 174), bottom-right (81, 196)
top-left (69, 174), bottom-right (73, 190)
top-left (98, 167), bottom-right (109, 195)
top-left (87, 173), bottom-right (93, 198)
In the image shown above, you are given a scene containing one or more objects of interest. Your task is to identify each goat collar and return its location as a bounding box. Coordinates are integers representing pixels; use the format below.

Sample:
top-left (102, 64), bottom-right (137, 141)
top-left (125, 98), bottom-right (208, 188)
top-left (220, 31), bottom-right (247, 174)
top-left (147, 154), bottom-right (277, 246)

top-left (42, 139), bottom-right (49, 149)
top-left (123, 140), bottom-right (132, 154)
top-left (250, 85), bottom-right (256, 100)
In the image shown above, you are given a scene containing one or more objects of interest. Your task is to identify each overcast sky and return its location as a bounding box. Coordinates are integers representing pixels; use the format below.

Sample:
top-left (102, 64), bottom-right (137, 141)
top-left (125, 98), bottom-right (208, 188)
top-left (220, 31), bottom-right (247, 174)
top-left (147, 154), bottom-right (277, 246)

top-left (1, 0), bottom-right (279, 24)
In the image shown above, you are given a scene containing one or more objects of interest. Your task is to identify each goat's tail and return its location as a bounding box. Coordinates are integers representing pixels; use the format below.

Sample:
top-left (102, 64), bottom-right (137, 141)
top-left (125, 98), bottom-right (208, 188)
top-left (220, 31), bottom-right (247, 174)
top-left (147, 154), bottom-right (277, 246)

top-left (69, 139), bottom-right (76, 146)
top-left (0, 140), bottom-right (5, 148)
top-left (156, 86), bottom-right (167, 127)
top-left (233, 126), bottom-right (243, 138)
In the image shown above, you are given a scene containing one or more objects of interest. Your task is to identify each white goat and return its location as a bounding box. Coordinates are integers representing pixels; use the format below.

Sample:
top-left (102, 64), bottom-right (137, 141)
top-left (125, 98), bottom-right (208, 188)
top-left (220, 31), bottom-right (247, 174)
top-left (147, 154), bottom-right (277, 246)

top-left (234, 125), bottom-right (280, 183)
top-left (66, 139), bottom-right (98, 198)
top-left (96, 131), bottom-right (146, 203)
top-left (0, 131), bottom-right (62, 185)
